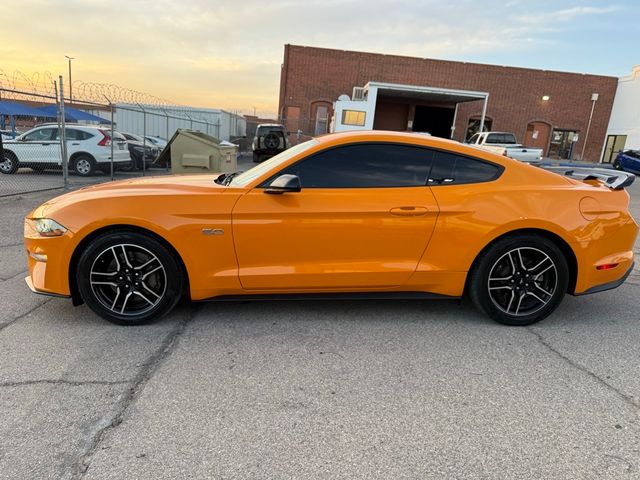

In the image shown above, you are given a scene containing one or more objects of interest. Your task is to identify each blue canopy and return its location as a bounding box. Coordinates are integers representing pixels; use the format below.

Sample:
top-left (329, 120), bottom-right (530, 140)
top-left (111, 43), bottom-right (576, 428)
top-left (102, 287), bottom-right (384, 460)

top-left (36, 105), bottom-right (111, 124)
top-left (0, 100), bottom-right (56, 118)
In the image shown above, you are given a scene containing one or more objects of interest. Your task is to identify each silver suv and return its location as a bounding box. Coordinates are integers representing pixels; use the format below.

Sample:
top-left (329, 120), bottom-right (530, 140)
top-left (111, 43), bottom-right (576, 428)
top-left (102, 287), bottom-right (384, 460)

top-left (1, 124), bottom-right (131, 176)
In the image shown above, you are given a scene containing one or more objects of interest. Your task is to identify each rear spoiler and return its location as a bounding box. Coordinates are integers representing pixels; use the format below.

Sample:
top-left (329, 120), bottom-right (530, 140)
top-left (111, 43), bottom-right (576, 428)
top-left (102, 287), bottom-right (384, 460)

top-left (539, 166), bottom-right (635, 190)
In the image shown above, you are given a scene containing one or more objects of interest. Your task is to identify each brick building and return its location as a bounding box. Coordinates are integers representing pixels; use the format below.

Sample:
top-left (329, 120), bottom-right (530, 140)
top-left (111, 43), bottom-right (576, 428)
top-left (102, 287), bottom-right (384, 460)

top-left (278, 44), bottom-right (618, 162)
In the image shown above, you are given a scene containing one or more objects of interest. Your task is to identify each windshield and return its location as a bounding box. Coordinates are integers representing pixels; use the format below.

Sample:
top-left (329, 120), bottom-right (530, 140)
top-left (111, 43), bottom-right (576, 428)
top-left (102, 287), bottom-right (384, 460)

top-left (229, 139), bottom-right (319, 187)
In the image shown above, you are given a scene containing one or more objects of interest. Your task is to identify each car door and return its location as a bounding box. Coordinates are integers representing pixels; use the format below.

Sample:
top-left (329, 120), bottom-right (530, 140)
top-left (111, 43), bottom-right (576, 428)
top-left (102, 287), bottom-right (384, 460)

top-left (232, 142), bottom-right (440, 290)
top-left (16, 127), bottom-right (58, 163)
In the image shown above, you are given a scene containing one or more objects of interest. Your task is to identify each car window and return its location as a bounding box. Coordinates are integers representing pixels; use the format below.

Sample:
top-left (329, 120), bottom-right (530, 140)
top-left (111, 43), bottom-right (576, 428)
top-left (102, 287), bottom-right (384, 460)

top-left (256, 127), bottom-right (284, 137)
top-left (468, 133), bottom-right (479, 144)
top-left (230, 140), bottom-right (319, 187)
top-left (64, 129), bottom-right (92, 141)
top-left (428, 151), bottom-right (503, 185)
top-left (271, 143), bottom-right (433, 188)
top-left (625, 150), bottom-right (640, 159)
top-left (22, 128), bottom-right (54, 141)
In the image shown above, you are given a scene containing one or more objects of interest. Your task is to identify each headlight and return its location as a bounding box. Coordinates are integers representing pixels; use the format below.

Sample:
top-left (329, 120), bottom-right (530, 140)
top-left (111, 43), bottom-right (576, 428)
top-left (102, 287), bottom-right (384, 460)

top-left (33, 218), bottom-right (68, 237)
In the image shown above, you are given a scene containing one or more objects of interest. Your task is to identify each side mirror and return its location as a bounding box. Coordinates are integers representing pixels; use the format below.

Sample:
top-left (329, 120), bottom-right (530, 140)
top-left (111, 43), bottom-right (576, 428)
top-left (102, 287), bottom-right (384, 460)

top-left (265, 174), bottom-right (301, 194)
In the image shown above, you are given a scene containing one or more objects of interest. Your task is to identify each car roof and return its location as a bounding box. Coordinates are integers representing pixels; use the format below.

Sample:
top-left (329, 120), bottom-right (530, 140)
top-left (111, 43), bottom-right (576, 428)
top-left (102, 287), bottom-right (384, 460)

top-left (33, 123), bottom-right (107, 130)
top-left (257, 124), bottom-right (284, 128)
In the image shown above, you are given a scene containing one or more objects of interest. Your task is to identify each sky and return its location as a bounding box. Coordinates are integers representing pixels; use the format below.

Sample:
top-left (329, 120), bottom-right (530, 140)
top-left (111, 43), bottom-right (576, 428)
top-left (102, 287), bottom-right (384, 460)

top-left (1, 0), bottom-right (637, 117)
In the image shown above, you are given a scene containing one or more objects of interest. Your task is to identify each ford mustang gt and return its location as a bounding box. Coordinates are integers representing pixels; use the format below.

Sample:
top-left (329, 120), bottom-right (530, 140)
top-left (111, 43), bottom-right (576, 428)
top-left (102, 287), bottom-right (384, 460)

top-left (24, 131), bottom-right (638, 326)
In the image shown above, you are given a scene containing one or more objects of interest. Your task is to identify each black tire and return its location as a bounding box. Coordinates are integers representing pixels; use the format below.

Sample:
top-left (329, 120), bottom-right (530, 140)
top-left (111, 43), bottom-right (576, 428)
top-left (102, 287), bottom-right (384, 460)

top-left (0, 151), bottom-right (19, 174)
top-left (468, 234), bottom-right (569, 326)
top-left (72, 154), bottom-right (96, 177)
top-left (119, 160), bottom-right (135, 172)
top-left (612, 158), bottom-right (623, 171)
top-left (76, 231), bottom-right (184, 325)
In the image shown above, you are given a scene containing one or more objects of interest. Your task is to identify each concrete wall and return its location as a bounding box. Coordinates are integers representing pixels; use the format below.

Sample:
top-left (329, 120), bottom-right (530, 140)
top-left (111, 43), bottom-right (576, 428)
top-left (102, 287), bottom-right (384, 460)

top-left (606, 66), bottom-right (640, 152)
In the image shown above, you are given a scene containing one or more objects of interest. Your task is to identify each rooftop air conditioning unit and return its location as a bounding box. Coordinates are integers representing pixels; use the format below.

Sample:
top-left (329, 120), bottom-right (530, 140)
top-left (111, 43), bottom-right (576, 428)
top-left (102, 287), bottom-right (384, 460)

top-left (352, 87), bottom-right (366, 101)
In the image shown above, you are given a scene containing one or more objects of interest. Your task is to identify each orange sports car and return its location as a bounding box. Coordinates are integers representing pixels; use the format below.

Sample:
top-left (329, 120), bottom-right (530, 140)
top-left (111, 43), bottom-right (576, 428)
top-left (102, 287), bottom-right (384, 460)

top-left (24, 131), bottom-right (637, 326)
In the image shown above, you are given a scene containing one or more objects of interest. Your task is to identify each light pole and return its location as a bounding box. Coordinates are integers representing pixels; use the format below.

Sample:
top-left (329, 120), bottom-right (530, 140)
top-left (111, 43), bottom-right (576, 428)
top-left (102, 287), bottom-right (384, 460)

top-left (65, 55), bottom-right (74, 104)
top-left (581, 93), bottom-right (598, 161)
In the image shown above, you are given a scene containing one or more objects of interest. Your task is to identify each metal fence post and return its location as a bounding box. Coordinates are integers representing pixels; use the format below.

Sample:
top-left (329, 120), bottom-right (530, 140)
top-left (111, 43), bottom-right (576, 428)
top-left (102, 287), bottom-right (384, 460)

top-left (109, 100), bottom-right (115, 180)
top-left (142, 108), bottom-right (147, 177)
top-left (110, 102), bottom-right (115, 181)
top-left (58, 76), bottom-right (69, 190)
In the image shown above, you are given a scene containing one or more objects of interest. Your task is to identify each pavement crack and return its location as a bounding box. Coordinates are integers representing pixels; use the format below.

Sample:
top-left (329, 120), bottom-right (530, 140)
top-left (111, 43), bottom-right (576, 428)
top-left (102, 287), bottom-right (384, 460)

top-left (0, 269), bottom-right (28, 282)
top-left (0, 379), bottom-right (130, 388)
top-left (0, 298), bottom-right (52, 334)
top-left (528, 327), bottom-right (640, 411)
top-left (71, 305), bottom-right (200, 479)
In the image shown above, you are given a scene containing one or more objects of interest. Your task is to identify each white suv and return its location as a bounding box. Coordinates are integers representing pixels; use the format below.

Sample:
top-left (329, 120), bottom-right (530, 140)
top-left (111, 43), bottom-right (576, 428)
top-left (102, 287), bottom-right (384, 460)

top-left (0, 124), bottom-right (131, 176)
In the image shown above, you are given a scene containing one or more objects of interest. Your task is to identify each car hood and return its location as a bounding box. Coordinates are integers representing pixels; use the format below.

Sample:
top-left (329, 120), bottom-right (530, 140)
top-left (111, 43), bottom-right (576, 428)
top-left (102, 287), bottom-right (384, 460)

top-left (31, 174), bottom-right (228, 218)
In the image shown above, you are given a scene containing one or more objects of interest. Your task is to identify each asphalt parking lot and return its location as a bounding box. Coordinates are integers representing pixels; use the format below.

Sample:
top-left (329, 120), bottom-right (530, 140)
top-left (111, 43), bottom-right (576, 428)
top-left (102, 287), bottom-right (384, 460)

top-left (1, 172), bottom-right (639, 479)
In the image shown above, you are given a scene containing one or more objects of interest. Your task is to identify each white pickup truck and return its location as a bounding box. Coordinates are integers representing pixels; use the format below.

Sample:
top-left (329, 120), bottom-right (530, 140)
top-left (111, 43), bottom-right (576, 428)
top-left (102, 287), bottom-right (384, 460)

top-left (466, 132), bottom-right (543, 163)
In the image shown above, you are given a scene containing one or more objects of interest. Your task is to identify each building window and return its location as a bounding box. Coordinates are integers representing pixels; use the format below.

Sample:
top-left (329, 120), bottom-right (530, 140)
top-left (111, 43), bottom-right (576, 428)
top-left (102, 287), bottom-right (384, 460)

top-left (315, 105), bottom-right (329, 135)
top-left (342, 110), bottom-right (366, 127)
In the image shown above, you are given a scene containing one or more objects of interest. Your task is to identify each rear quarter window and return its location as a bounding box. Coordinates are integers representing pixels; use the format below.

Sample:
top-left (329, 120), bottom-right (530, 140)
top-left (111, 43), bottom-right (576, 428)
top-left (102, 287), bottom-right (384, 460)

top-left (428, 151), bottom-right (503, 185)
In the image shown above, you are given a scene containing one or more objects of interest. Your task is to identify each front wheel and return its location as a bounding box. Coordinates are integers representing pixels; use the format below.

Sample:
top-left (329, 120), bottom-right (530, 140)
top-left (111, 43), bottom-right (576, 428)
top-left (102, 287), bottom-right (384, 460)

top-left (76, 231), bottom-right (184, 325)
top-left (468, 234), bottom-right (569, 326)
top-left (0, 152), bottom-right (19, 174)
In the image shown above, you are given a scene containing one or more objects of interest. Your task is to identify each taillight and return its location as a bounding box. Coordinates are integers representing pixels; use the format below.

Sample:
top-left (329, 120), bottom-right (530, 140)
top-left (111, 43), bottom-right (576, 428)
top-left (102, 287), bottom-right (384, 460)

top-left (98, 129), bottom-right (111, 146)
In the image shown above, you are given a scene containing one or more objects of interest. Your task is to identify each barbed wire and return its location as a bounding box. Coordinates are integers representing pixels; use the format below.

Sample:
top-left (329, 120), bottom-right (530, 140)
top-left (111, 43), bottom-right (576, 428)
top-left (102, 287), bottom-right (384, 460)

top-left (0, 69), bottom-right (274, 127)
top-left (0, 69), bottom-right (189, 108)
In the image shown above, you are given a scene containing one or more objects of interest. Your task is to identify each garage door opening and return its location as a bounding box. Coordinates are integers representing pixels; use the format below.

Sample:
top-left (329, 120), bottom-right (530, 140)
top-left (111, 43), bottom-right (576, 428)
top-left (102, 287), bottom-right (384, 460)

top-left (412, 105), bottom-right (455, 138)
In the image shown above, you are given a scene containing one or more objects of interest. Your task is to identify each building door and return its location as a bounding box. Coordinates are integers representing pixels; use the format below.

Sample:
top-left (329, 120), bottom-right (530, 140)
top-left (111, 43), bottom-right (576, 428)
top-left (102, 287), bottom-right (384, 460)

top-left (524, 122), bottom-right (551, 156)
top-left (548, 130), bottom-right (579, 160)
top-left (601, 135), bottom-right (627, 163)
top-left (412, 105), bottom-right (455, 138)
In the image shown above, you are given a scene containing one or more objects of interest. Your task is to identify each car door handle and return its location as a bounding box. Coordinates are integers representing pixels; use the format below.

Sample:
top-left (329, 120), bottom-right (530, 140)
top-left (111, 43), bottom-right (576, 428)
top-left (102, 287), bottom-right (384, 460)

top-left (390, 206), bottom-right (429, 216)
top-left (71, 143), bottom-right (80, 145)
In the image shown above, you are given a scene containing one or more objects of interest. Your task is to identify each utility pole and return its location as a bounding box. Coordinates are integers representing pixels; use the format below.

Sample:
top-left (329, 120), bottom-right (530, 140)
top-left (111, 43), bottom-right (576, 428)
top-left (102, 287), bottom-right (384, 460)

top-left (581, 93), bottom-right (598, 161)
top-left (65, 55), bottom-right (75, 104)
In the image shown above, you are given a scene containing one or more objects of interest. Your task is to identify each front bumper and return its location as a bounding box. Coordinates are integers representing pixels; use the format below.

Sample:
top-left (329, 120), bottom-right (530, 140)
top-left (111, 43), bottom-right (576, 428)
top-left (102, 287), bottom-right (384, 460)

top-left (24, 219), bottom-right (75, 297)
top-left (24, 275), bottom-right (70, 298)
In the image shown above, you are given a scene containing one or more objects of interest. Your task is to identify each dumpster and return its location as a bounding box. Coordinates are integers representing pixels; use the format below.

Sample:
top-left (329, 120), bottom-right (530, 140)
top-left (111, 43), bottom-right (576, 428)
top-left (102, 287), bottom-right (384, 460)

top-left (156, 129), bottom-right (238, 174)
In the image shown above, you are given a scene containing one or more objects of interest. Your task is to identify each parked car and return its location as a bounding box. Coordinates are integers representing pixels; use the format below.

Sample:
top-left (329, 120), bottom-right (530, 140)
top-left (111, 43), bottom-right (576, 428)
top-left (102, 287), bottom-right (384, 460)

top-left (23, 130), bottom-right (637, 327)
top-left (1, 125), bottom-right (130, 176)
top-left (466, 132), bottom-right (543, 162)
top-left (252, 123), bottom-right (289, 162)
top-left (613, 149), bottom-right (640, 174)
top-left (145, 136), bottom-right (168, 149)
top-left (121, 133), bottom-right (160, 171)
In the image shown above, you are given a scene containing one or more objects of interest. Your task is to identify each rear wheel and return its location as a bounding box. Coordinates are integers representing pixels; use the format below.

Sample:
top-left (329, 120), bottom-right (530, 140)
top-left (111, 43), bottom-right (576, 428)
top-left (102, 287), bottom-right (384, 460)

top-left (0, 152), bottom-right (19, 174)
top-left (76, 231), bottom-right (184, 325)
top-left (469, 234), bottom-right (568, 326)
top-left (72, 154), bottom-right (96, 177)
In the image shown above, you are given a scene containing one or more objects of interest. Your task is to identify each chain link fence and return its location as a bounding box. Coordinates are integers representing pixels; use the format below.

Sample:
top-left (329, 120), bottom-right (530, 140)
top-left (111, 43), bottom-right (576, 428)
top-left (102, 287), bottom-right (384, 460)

top-left (1, 75), bottom-right (246, 198)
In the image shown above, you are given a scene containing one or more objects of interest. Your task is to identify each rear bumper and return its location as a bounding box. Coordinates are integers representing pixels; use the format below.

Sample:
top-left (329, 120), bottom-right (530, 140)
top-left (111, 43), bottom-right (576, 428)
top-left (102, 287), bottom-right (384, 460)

top-left (574, 262), bottom-right (635, 296)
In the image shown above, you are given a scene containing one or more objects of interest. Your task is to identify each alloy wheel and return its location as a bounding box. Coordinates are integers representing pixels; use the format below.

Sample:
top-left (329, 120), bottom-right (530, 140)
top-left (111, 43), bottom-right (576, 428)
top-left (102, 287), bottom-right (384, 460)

top-left (89, 243), bottom-right (167, 316)
top-left (487, 247), bottom-right (557, 317)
